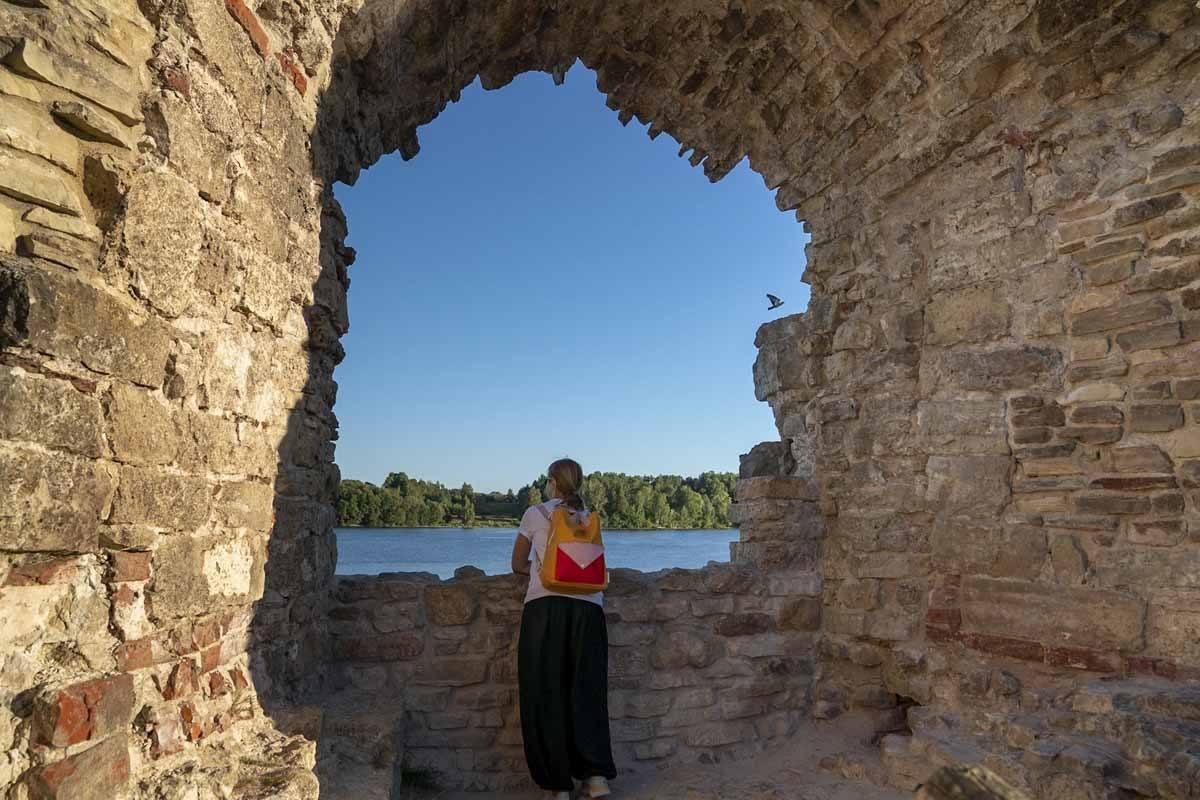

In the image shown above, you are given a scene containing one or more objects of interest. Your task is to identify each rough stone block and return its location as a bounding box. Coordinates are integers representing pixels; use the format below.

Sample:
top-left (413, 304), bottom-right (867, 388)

top-left (33, 675), bottom-right (135, 747)
top-left (0, 366), bottom-right (104, 457)
top-left (110, 466), bottom-right (210, 530)
top-left (332, 632), bottom-right (423, 661)
top-left (1113, 193), bottom-right (1187, 228)
top-left (412, 657), bottom-right (489, 686)
top-left (1092, 546), bottom-right (1200, 590)
top-left (1116, 322), bottom-right (1182, 352)
top-left (926, 454), bottom-right (1012, 515)
top-left (682, 721), bottom-right (753, 747)
top-left (651, 631), bottom-right (722, 670)
top-left (0, 94), bottom-right (82, 173)
top-left (0, 147), bottom-right (82, 216)
top-left (425, 585), bottom-right (477, 625)
top-left (961, 576), bottom-right (1145, 651)
top-left (4, 259), bottom-right (171, 387)
top-left (1126, 259), bottom-right (1200, 293)
top-left (105, 384), bottom-right (178, 466)
top-left (148, 531), bottom-right (263, 620)
top-left (766, 570), bottom-right (822, 596)
top-left (924, 285), bottom-right (1009, 345)
top-left (0, 446), bottom-right (117, 552)
top-left (122, 172), bottom-right (205, 318)
top-left (1131, 403), bottom-right (1184, 432)
top-left (923, 347), bottom-right (1063, 392)
top-left (1070, 297), bottom-right (1172, 335)
top-left (917, 400), bottom-right (1007, 454)
top-left (5, 39), bottom-right (140, 124)
top-left (213, 480), bottom-right (274, 531)
top-left (51, 100), bottom-right (133, 149)
top-left (738, 440), bottom-right (795, 478)
top-left (24, 735), bottom-right (130, 800)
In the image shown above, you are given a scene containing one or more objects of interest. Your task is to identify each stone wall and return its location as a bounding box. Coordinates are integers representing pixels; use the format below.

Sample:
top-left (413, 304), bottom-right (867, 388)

top-left (1, 0), bottom-right (1199, 798)
top-left (318, 558), bottom-right (823, 792)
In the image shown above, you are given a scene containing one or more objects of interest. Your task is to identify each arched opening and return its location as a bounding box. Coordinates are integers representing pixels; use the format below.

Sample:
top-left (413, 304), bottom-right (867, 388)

top-left (329, 64), bottom-right (809, 579)
top-left (282, 44), bottom-right (823, 790)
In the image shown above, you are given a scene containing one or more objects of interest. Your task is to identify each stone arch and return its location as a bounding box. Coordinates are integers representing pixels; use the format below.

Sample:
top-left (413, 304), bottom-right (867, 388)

top-left (1, 0), bottom-right (1199, 797)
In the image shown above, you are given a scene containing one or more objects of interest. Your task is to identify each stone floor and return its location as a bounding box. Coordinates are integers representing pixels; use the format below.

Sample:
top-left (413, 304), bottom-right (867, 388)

top-left (392, 713), bottom-right (908, 800)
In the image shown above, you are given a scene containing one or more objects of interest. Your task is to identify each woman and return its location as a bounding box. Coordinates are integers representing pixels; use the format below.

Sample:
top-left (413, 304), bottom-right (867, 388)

top-left (511, 458), bottom-right (617, 800)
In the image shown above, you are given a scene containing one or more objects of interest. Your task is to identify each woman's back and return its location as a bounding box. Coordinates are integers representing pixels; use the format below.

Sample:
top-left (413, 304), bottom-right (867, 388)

top-left (518, 498), bottom-right (604, 607)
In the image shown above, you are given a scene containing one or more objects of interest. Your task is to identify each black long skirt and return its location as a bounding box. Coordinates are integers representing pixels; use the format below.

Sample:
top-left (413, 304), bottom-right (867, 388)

top-left (518, 596), bottom-right (618, 792)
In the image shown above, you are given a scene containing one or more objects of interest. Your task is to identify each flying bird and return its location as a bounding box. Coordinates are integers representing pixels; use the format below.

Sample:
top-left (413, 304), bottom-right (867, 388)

top-left (767, 294), bottom-right (784, 310)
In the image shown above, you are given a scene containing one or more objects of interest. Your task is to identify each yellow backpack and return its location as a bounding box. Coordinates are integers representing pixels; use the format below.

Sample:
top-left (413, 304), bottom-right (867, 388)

top-left (535, 503), bottom-right (609, 594)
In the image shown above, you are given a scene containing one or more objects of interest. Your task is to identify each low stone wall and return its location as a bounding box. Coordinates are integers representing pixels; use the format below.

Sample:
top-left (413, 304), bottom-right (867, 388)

top-left (322, 561), bottom-right (823, 791)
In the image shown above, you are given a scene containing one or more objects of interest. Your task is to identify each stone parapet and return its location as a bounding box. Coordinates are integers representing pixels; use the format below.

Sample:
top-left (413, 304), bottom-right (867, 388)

top-left (320, 563), bottom-right (822, 791)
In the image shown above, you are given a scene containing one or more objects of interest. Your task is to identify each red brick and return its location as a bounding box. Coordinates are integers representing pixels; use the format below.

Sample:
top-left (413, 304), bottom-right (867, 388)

top-left (192, 619), bottom-right (221, 650)
top-left (276, 50), bottom-right (307, 95)
top-left (33, 674), bottom-right (135, 748)
top-left (962, 633), bottom-right (1045, 663)
top-left (161, 659), bottom-right (198, 700)
top-left (26, 736), bottom-right (130, 800)
top-left (164, 622), bottom-right (197, 656)
top-left (179, 702), bottom-right (204, 742)
top-left (925, 608), bottom-right (962, 631)
top-left (200, 644), bottom-right (221, 673)
top-left (160, 66), bottom-right (191, 99)
top-left (1045, 646), bottom-right (1121, 672)
top-left (4, 556), bottom-right (84, 586)
top-left (208, 671), bottom-right (230, 697)
top-left (223, 0), bottom-right (270, 56)
top-left (925, 625), bottom-right (962, 644)
top-left (110, 550), bottom-right (151, 582)
top-left (115, 638), bottom-right (153, 671)
top-left (230, 667), bottom-right (249, 691)
top-left (111, 584), bottom-right (137, 607)
top-left (1126, 656), bottom-right (1179, 680)
top-left (148, 711), bottom-right (185, 759)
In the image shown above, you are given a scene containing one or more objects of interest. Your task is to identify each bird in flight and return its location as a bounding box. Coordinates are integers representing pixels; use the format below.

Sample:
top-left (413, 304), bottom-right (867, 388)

top-left (766, 294), bottom-right (784, 310)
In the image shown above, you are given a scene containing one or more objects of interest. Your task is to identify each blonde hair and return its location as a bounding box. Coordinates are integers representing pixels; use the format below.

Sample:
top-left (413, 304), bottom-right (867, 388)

top-left (547, 458), bottom-right (585, 512)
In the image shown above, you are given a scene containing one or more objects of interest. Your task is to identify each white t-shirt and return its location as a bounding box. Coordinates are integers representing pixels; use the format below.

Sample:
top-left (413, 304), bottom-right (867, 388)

top-left (517, 499), bottom-right (604, 607)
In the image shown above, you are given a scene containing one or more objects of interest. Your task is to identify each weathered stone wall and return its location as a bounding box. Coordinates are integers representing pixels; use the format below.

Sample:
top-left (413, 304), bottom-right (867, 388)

top-left (750, 0), bottom-right (1200, 716)
top-left (1, 0), bottom-right (1199, 797)
top-left (318, 560), bottom-right (822, 792)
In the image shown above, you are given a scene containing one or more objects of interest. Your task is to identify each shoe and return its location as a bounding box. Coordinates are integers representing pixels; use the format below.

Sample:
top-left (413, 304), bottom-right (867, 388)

top-left (585, 776), bottom-right (611, 797)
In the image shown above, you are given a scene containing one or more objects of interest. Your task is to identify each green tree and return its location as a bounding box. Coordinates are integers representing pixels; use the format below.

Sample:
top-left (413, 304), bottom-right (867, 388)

top-left (460, 483), bottom-right (476, 527)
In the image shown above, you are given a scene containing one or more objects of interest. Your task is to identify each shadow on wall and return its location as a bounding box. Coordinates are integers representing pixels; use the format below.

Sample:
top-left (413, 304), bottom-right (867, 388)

top-left (247, 2), bottom-right (825, 794)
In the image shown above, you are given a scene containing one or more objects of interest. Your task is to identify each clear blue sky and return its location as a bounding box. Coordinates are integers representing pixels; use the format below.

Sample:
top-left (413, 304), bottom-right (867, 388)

top-left (332, 65), bottom-right (810, 493)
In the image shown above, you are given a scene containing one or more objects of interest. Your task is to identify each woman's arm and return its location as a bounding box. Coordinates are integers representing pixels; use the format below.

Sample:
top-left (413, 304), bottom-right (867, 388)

top-left (511, 533), bottom-right (532, 575)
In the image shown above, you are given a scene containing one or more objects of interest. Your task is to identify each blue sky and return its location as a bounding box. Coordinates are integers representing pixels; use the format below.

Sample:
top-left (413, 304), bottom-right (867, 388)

top-left (332, 65), bottom-right (810, 493)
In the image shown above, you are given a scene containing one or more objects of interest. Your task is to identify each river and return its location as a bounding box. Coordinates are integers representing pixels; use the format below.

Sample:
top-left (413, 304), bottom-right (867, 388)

top-left (335, 527), bottom-right (740, 578)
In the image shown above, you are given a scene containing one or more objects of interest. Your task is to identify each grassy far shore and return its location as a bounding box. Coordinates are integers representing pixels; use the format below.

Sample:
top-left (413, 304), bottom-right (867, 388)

top-left (338, 470), bottom-right (739, 530)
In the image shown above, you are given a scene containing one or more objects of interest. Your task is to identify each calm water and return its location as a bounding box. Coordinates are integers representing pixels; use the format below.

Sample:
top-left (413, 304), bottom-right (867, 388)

top-left (335, 527), bottom-right (740, 577)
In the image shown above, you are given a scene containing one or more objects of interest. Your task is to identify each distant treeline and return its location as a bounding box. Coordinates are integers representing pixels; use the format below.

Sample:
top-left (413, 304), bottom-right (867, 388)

top-left (336, 471), bottom-right (738, 529)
